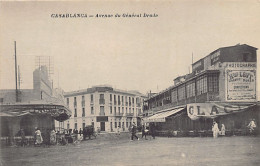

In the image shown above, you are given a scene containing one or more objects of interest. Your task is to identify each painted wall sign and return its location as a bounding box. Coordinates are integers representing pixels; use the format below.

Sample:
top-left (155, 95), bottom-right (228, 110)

top-left (225, 62), bottom-right (256, 102)
top-left (187, 103), bottom-right (255, 120)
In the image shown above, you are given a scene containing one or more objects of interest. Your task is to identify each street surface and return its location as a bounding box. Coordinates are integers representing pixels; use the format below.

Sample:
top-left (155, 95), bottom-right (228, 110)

top-left (0, 133), bottom-right (259, 166)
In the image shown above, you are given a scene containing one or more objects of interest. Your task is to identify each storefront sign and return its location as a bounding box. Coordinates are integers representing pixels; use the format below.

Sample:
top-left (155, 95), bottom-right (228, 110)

top-left (187, 103), bottom-right (255, 120)
top-left (225, 62), bottom-right (256, 102)
top-left (210, 50), bottom-right (220, 65)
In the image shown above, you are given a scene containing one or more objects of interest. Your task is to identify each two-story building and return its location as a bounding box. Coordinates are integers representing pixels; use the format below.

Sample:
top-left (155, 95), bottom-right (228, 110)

top-left (143, 44), bottom-right (259, 135)
top-left (62, 86), bottom-right (146, 132)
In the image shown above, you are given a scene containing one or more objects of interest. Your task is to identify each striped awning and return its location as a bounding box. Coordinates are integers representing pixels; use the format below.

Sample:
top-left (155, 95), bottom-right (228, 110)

top-left (145, 107), bottom-right (185, 122)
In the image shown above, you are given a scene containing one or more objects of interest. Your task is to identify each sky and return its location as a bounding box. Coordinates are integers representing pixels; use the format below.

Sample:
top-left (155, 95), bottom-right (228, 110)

top-left (0, 0), bottom-right (260, 96)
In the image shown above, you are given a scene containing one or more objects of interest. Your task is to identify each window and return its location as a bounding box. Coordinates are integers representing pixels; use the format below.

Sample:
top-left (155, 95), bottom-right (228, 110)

top-left (99, 94), bottom-right (105, 104)
top-left (91, 106), bottom-right (94, 114)
top-left (110, 94), bottom-right (112, 101)
top-left (114, 95), bottom-right (117, 105)
top-left (196, 75), bottom-right (207, 95)
top-left (178, 84), bottom-right (186, 100)
top-left (118, 107), bottom-right (120, 114)
top-left (66, 98), bottom-right (69, 106)
top-left (122, 107), bottom-right (124, 114)
top-left (132, 97), bottom-right (134, 104)
top-left (133, 108), bottom-right (134, 114)
top-left (119, 122), bottom-right (121, 128)
top-left (74, 108), bottom-right (77, 117)
top-left (115, 122), bottom-right (117, 128)
top-left (126, 122), bottom-right (128, 128)
top-left (74, 123), bottom-right (77, 130)
top-left (122, 122), bottom-right (124, 129)
top-left (114, 107), bottom-right (116, 114)
top-left (122, 96), bottom-right (124, 103)
top-left (74, 97), bottom-right (77, 107)
top-left (208, 73), bottom-right (219, 92)
top-left (91, 122), bottom-right (94, 127)
top-left (186, 81), bottom-right (195, 98)
top-left (110, 106), bottom-right (112, 114)
top-left (91, 94), bottom-right (94, 103)
top-left (82, 108), bottom-right (85, 117)
top-left (82, 123), bottom-right (85, 128)
top-left (171, 89), bottom-right (177, 102)
top-left (126, 107), bottom-right (128, 114)
top-left (82, 96), bottom-right (85, 107)
top-left (100, 106), bottom-right (105, 115)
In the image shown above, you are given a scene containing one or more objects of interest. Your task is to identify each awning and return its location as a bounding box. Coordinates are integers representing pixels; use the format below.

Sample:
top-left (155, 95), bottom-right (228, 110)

top-left (187, 102), bottom-right (256, 120)
top-left (0, 103), bottom-right (72, 122)
top-left (145, 107), bottom-right (185, 122)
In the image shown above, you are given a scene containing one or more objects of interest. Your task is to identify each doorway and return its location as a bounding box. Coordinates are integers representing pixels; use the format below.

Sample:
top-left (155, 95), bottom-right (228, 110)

top-left (100, 122), bottom-right (105, 131)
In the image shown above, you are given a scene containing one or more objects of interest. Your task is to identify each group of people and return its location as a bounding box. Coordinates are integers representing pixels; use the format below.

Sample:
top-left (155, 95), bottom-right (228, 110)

top-left (212, 122), bottom-right (226, 138)
top-left (130, 122), bottom-right (156, 141)
top-left (212, 119), bottom-right (257, 138)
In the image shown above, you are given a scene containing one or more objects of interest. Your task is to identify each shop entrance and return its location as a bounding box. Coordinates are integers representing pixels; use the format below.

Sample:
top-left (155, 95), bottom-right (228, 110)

top-left (100, 122), bottom-right (105, 131)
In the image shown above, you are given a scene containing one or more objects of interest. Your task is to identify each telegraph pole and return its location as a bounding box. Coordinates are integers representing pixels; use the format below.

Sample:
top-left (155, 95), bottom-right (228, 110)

top-left (14, 41), bottom-right (18, 102)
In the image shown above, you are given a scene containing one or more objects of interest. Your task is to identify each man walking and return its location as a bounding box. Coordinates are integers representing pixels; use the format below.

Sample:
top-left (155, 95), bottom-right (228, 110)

top-left (131, 122), bottom-right (139, 141)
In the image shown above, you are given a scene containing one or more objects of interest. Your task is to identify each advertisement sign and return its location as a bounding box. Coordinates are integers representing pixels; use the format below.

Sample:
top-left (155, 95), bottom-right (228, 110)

top-left (225, 62), bottom-right (256, 102)
top-left (187, 103), bottom-right (255, 120)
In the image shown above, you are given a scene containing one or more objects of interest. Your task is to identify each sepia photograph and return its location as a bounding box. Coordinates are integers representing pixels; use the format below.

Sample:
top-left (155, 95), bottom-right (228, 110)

top-left (0, 0), bottom-right (260, 165)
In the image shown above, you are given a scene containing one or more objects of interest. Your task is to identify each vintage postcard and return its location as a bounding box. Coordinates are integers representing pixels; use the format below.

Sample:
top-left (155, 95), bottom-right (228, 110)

top-left (0, 1), bottom-right (260, 166)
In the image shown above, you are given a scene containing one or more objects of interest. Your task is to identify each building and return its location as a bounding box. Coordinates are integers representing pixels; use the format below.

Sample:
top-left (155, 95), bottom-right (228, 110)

top-left (144, 44), bottom-right (259, 135)
top-left (0, 66), bottom-right (71, 144)
top-left (61, 85), bottom-right (146, 132)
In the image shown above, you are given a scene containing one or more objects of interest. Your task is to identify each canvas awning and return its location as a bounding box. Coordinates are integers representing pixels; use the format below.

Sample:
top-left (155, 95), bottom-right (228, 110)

top-left (0, 103), bottom-right (72, 122)
top-left (145, 107), bottom-right (185, 122)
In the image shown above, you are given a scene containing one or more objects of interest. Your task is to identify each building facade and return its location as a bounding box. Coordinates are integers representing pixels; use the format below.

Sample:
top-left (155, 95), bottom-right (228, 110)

top-left (0, 66), bottom-right (71, 143)
top-left (143, 44), bottom-right (259, 135)
top-left (62, 86), bottom-right (146, 132)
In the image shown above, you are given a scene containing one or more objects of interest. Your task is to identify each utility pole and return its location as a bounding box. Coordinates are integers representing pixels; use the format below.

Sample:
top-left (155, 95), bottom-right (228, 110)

top-left (14, 41), bottom-right (18, 102)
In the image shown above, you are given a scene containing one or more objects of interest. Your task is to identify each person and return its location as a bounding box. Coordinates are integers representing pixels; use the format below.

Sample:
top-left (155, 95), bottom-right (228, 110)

top-left (79, 128), bottom-right (82, 136)
top-left (220, 124), bottom-right (225, 136)
top-left (116, 126), bottom-right (121, 135)
top-left (150, 123), bottom-right (156, 139)
top-left (20, 129), bottom-right (26, 147)
top-left (247, 119), bottom-right (257, 134)
top-left (212, 121), bottom-right (219, 138)
top-left (142, 124), bottom-right (147, 140)
top-left (131, 122), bottom-right (139, 141)
top-left (35, 128), bottom-right (43, 145)
top-left (50, 130), bottom-right (56, 145)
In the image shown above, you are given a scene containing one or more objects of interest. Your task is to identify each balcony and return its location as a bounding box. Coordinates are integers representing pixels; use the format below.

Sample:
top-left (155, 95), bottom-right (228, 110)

top-left (126, 113), bottom-right (134, 117)
top-left (99, 112), bottom-right (105, 116)
top-left (114, 112), bottom-right (124, 117)
top-left (99, 99), bottom-right (105, 105)
top-left (81, 101), bottom-right (85, 107)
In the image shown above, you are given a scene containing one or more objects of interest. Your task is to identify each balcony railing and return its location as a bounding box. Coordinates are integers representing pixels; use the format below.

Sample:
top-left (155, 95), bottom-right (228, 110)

top-left (99, 112), bottom-right (105, 116)
top-left (114, 112), bottom-right (124, 116)
top-left (81, 101), bottom-right (85, 107)
top-left (99, 99), bottom-right (105, 104)
top-left (126, 113), bottom-right (134, 117)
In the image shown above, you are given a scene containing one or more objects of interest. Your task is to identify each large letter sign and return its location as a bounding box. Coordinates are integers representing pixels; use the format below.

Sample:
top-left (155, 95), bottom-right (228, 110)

top-left (187, 103), bottom-right (255, 120)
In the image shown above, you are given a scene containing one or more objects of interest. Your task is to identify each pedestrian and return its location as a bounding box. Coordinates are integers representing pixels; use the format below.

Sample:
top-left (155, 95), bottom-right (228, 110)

top-left (35, 128), bottom-right (43, 145)
top-left (50, 129), bottom-right (56, 145)
top-left (142, 124), bottom-right (147, 140)
top-left (79, 128), bottom-right (82, 136)
top-left (117, 126), bottom-right (121, 135)
top-left (247, 119), bottom-right (256, 134)
top-left (131, 122), bottom-right (139, 141)
top-left (220, 124), bottom-right (226, 136)
top-left (20, 129), bottom-right (26, 147)
top-left (212, 121), bottom-right (219, 138)
top-left (150, 123), bottom-right (156, 139)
